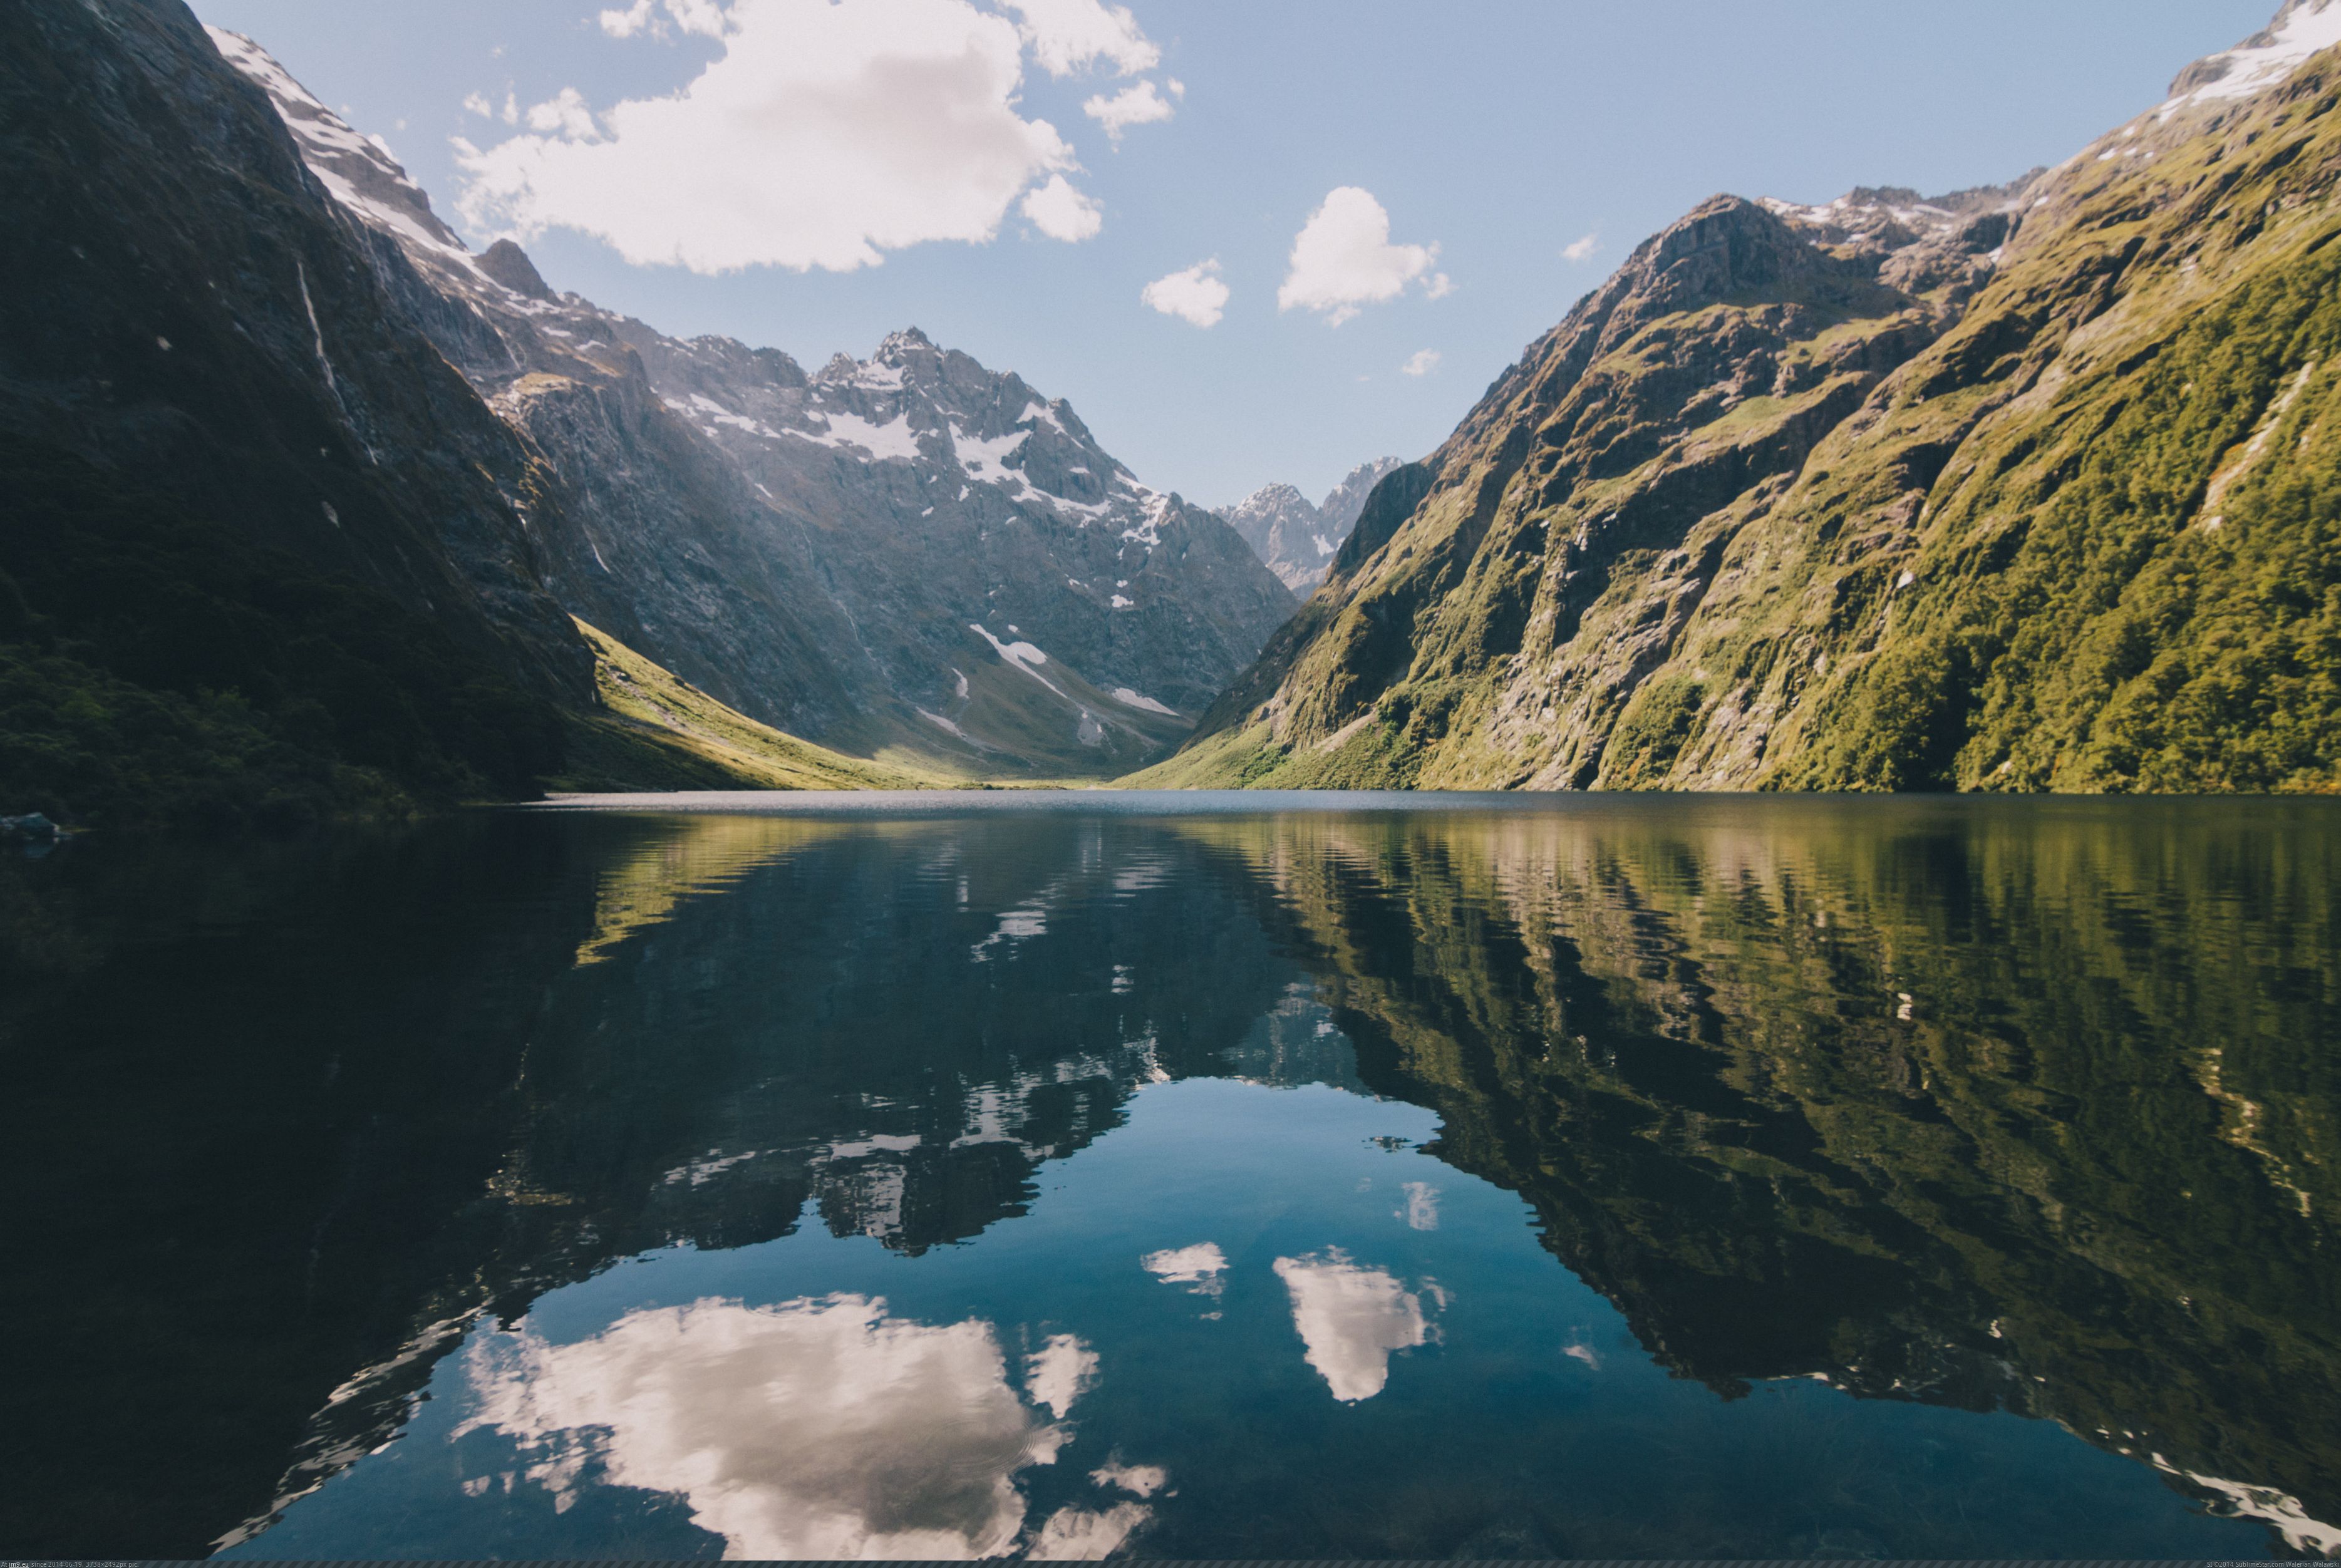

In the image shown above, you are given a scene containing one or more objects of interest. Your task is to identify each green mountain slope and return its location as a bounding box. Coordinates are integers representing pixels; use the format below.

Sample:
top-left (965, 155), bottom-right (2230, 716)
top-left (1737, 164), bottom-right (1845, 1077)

top-left (554, 619), bottom-right (939, 794)
top-left (1141, 8), bottom-right (2341, 795)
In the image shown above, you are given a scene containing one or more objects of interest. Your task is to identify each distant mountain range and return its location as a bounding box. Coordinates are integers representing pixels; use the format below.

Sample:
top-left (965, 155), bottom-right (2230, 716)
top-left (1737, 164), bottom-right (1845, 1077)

top-left (1138, 0), bottom-right (2341, 795)
top-left (1217, 459), bottom-right (1404, 594)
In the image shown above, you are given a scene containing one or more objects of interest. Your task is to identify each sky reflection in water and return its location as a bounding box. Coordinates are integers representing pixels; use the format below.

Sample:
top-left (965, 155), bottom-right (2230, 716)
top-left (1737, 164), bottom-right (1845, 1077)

top-left (6, 796), bottom-right (2338, 1560)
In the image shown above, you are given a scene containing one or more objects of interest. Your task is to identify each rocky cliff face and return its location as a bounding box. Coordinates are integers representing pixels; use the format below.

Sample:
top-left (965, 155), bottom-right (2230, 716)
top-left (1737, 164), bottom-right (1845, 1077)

top-left (0, 1), bottom-right (589, 704)
top-left (215, 33), bottom-right (1295, 778)
top-left (0, 0), bottom-right (614, 822)
top-left (1219, 458), bottom-right (1404, 594)
top-left (1147, 0), bottom-right (2341, 794)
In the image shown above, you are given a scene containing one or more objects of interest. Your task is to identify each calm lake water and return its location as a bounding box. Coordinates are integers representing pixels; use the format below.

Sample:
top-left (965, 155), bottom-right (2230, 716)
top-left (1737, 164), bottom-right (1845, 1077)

top-left (4, 792), bottom-right (2338, 1560)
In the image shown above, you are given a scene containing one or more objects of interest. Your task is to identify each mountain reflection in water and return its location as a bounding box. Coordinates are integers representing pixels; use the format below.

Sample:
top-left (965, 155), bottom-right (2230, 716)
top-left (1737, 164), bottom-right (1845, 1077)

top-left (1, 797), bottom-right (2337, 1559)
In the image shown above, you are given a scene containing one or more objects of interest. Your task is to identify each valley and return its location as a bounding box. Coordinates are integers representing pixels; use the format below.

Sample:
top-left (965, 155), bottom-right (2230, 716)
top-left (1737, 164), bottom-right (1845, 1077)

top-left (7, 6), bottom-right (2341, 1560)
top-left (6, 0), bottom-right (2341, 823)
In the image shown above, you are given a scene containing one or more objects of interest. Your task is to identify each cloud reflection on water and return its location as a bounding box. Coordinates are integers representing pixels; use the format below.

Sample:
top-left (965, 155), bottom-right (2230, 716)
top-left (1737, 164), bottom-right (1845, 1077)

top-left (1271, 1249), bottom-right (1430, 1403)
top-left (456, 1294), bottom-right (1112, 1559)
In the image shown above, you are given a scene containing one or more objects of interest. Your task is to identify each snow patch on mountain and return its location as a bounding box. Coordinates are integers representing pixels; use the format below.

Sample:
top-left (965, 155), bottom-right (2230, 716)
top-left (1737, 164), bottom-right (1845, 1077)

top-left (2165, 0), bottom-right (2341, 115)
top-left (207, 28), bottom-right (472, 262)
top-left (1120, 495), bottom-right (1173, 551)
top-left (953, 425), bottom-right (1031, 489)
top-left (971, 624), bottom-right (1066, 699)
top-left (1110, 688), bottom-right (1179, 716)
top-left (802, 411), bottom-right (923, 463)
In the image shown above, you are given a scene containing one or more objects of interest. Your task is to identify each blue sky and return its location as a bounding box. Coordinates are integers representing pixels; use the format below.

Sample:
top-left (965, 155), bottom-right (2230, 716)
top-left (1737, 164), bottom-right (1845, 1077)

top-left (189, 0), bottom-right (2277, 506)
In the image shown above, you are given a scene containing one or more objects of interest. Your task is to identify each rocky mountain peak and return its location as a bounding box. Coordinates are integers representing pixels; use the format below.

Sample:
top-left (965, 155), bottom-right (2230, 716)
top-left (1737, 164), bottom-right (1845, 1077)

top-left (1238, 482), bottom-right (1308, 511)
top-left (1320, 457), bottom-right (1408, 529)
top-left (1760, 178), bottom-right (2036, 254)
top-left (205, 28), bottom-right (468, 262)
top-left (1220, 460), bottom-right (1407, 596)
top-left (1636, 195), bottom-right (1820, 299)
top-left (2168, 0), bottom-right (2341, 103)
top-left (876, 325), bottom-right (936, 357)
top-left (477, 239), bottom-right (554, 301)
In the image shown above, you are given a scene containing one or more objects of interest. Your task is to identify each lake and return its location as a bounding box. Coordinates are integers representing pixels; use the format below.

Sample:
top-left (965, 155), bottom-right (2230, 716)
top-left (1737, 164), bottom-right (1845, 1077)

top-left (3, 792), bottom-right (2337, 1559)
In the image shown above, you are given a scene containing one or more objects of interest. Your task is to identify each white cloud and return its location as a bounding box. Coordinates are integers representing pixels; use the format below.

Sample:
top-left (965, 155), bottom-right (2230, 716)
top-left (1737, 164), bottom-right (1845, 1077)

top-left (1272, 1250), bottom-right (1429, 1402)
top-left (1083, 79), bottom-right (1174, 142)
top-left (1022, 173), bottom-right (1103, 241)
top-left (1398, 1179), bottom-right (1440, 1226)
top-left (1278, 187), bottom-right (1445, 326)
top-left (599, 0), bottom-right (729, 38)
top-left (455, 0), bottom-right (1077, 274)
top-left (669, 0), bottom-right (730, 31)
top-left (1141, 259), bottom-right (1228, 328)
top-left (599, 0), bottom-right (655, 35)
top-left (1401, 349), bottom-right (1440, 378)
top-left (461, 91), bottom-right (494, 118)
top-left (1000, 0), bottom-right (1159, 78)
top-left (524, 87), bottom-right (602, 142)
top-left (455, 1296), bottom-right (1070, 1559)
top-left (1562, 232), bottom-right (1599, 262)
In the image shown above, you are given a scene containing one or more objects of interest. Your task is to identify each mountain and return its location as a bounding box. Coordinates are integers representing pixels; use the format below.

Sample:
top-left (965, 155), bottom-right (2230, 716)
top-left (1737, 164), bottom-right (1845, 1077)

top-left (554, 618), bottom-right (934, 793)
top-left (1140, 1), bottom-right (2341, 794)
top-left (0, 0), bottom-right (943, 826)
top-left (0, 0), bottom-right (605, 826)
top-left (1220, 457), bottom-right (1405, 594)
top-left (1316, 456), bottom-right (1410, 547)
top-left (212, 31), bottom-right (1295, 780)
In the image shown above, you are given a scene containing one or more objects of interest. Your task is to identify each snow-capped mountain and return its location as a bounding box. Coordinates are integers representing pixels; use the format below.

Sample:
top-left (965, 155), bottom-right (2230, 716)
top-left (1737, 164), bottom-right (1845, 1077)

top-left (211, 29), bottom-right (1294, 777)
top-left (1220, 458), bottom-right (1405, 594)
